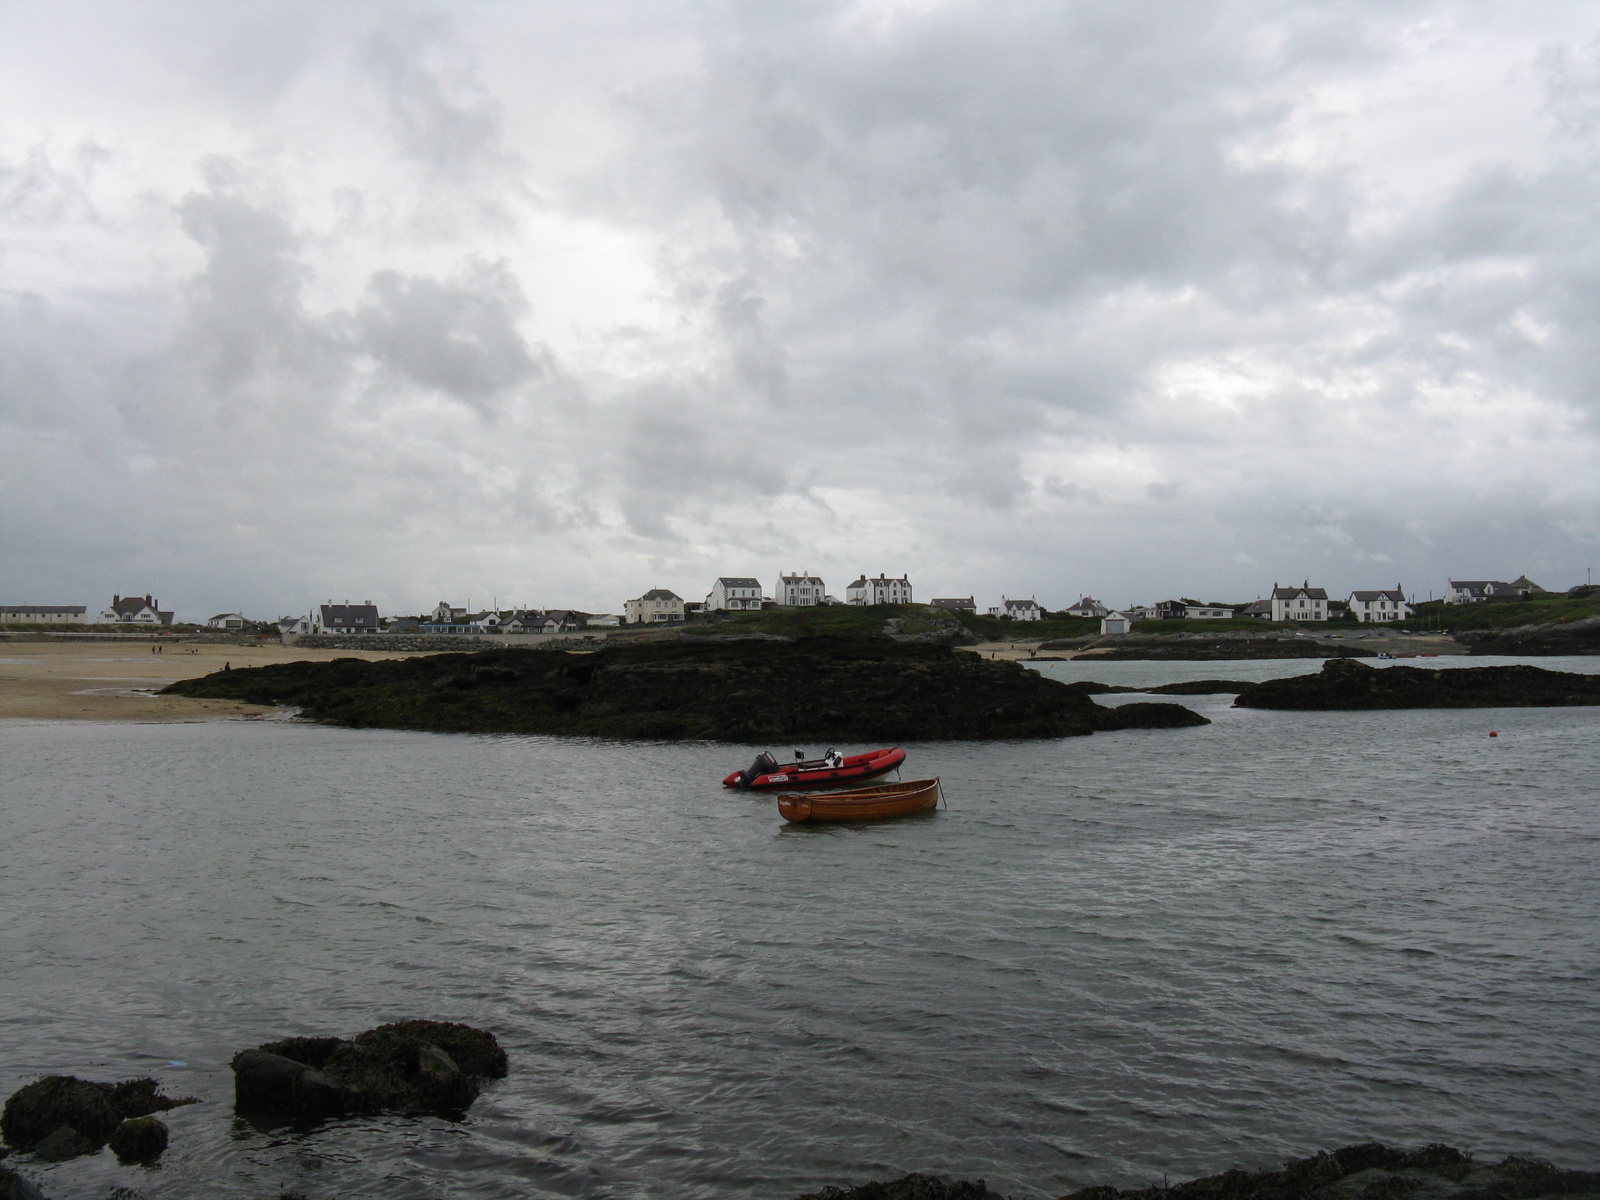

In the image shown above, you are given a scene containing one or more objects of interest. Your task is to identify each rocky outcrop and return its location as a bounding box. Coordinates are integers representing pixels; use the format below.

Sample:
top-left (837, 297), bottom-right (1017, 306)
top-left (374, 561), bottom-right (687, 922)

top-left (0, 1076), bottom-right (194, 1162)
top-left (1458, 615), bottom-right (1600, 656)
top-left (1059, 1143), bottom-right (1599, 1200)
top-left (796, 1144), bottom-right (1600, 1200)
top-left (166, 638), bottom-right (1209, 741)
top-left (1234, 657), bottom-right (1600, 709)
top-left (797, 1176), bottom-right (1003, 1200)
top-left (231, 1020), bottom-right (506, 1120)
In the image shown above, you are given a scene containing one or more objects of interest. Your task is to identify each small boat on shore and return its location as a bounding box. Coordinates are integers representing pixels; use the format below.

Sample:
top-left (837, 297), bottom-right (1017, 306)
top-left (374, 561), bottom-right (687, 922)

top-left (724, 746), bottom-right (906, 791)
top-left (778, 778), bottom-right (941, 823)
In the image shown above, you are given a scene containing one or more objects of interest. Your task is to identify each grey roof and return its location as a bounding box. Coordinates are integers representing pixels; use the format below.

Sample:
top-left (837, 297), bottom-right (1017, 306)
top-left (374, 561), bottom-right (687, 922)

top-left (931, 597), bottom-right (975, 608)
top-left (1271, 586), bottom-right (1328, 600)
top-left (778, 574), bottom-right (824, 584)
top-left (1, 605), bottom-right (86, 613)
top-left (718, 577), bottom-right (763, 588)
top-left (641, 589), bottom-right (682, 601)
top-left (1350, 590), bottom-right (1405, 602)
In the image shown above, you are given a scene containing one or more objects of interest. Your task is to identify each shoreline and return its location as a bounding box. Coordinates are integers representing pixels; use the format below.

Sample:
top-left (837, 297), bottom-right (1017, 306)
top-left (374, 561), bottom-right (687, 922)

top-left (0, 642), bottom-right (442, 723)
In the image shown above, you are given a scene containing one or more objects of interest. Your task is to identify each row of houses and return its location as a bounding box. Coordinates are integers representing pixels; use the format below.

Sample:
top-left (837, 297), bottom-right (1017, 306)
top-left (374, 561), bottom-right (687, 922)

top-left (626, 573), bottom-right (914, 623)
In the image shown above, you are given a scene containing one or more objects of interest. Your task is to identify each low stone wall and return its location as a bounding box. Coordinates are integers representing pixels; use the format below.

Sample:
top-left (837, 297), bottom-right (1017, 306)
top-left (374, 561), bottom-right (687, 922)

top-left (287, 633), bottom-right (610, 653)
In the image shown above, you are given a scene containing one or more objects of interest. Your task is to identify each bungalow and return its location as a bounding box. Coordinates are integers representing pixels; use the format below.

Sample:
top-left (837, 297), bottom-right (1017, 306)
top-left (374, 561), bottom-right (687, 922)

top-left (1238, 599), bottom-right (1272, 620)
top-left (316, 602), bottom-right (380, 634)
top-left (1347, 587), bottom-right (1412, 623)
top-left (774, 573), bottom-right (826, 607)
top-left (1, 605), bottom-right (86, 625)
top-left (1122, 604), bottom-right (1156, 622)
top-left (709, 577), bottom-right (766, 611)
top-left (1153, 600), bottom-right (1188, 621)
top-left (1270, 582), bottom-right (1329, 622)
top-left (207, 612), bottom-right (247, 630)
top-left (1063, 596), bottom-right (1109, 619)
top-left (1101, 611), bottom-right (1133, 636)
top-left (1182, 600), bottom-right (1233, 620)
top-left (625, 589), bottom-right (685, 624)
top-left (930, 597), bottom-right (977, 613)
top-left (99, 594), bottom-right (174, 625)
top-left (1001, 596), bottom-right (1043, 621)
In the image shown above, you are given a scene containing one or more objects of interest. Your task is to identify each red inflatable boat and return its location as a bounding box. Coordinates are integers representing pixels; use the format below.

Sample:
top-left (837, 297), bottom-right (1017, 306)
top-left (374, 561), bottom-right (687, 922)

top-left (723, 746), bottom-right (907, 791)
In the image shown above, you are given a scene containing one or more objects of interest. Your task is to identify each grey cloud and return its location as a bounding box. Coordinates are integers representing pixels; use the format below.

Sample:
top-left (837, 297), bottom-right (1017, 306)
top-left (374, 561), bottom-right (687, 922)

top-left (362, 20), bottom-right (506, 180)
top-left (354, 261), bottom-right (542, 407)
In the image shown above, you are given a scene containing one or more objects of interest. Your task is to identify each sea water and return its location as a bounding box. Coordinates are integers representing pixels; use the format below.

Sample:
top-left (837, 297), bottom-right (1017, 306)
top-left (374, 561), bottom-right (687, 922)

top-left (2, 660), bottom-right (1597, 1199)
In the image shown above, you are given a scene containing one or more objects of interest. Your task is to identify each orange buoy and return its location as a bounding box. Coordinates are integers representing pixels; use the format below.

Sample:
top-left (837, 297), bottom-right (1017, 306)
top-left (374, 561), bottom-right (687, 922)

top-left (1489, 731), bottom-right (1498, 737)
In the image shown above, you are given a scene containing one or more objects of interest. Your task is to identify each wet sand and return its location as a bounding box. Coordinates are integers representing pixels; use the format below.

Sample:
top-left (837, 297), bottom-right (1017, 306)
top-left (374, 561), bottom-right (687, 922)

top-left (0, 641), bottom-right (436, 722)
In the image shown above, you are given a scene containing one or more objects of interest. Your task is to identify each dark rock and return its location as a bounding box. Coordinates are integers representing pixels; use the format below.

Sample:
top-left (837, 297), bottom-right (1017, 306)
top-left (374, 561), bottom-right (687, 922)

top-left (797, 1173), bottom-right (1004, 1200)
top-left (164, 639), bottom-right (1208, 741)
top-left (0, 1164), bottom-right (47, 1200)
top-left (1082, 639), bottom-right (1374, 660)
top-left (29, 1127), bottom-right (96, 1163)
top-left (1459, 615), bottom-right (1600, 656)
top-left (233, 1021), bottom-right (505, 1121)
top-left (1097, 702), bottom-right (1211, 729)
top-left (1234, 657), bottom-right (1600, 709)
top-left (1056, 1143), bottom-right (1600, 1200)
top-left (230, 1051), bottom-right (350, 1118)
top-left (1145, 679), bottom-right (1255, 695)
top-left (2, 1078), bottom-right (121, 1154)
top-left (107, 1117), bottom-right (168, 1164)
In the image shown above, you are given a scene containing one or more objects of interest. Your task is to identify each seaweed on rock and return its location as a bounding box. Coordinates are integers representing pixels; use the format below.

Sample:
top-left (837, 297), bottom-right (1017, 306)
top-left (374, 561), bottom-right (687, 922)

top-left (165, 638), bottom-right (1209, 740)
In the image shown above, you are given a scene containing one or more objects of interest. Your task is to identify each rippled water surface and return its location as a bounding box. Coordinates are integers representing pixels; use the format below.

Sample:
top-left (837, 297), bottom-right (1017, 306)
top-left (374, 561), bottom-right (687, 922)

top-left (3, 666), bottom-right (1599, 1200)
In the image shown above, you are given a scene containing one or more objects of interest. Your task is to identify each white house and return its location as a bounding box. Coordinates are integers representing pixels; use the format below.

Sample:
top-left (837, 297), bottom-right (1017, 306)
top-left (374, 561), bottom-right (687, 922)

top-left (279, 615), bottom-right (312, 636)
top-left (774, 573), bottom-right (826, 607)
top-left (1001, 596), bottom-right (1043, 621)
top-left (709, 577), bottom-right (766, 611)
top-left (431, 601), bottom-right (468, 624)
top-left (1183, 603), bottom-right (1233, 620)
top-left (1270, 582), bottom-right (1329, 622)
top-left (1, 605), bottom-right (86, 625)
top-left (99, 594), bottom-right (174, 625)
top-left (625, 589), bottom-right (685, 623)
top-left (540, 610), bottom-right (583, 633)
top-left (1101, 612), bottom-right (1132, 635)
top-left (207, 612), bottom-right (247, 630)
top-left (1062, 596), bottom-right (1108, 619)
top-left (1446, 577), bottom-right (1544, 604)
top-left (1347, 588), bottom-right (1412, 623)
top-left (845, 575), bottom-right (913, 605)
top-left (315, 602), bottom-right (380, 634)
top-left (1122, 604), bottom-right (1156, 622)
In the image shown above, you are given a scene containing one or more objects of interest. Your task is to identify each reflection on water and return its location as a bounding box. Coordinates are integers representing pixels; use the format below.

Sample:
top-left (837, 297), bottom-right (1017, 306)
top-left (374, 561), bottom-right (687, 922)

top-left (1, 671), bottom-right (1597, 1200)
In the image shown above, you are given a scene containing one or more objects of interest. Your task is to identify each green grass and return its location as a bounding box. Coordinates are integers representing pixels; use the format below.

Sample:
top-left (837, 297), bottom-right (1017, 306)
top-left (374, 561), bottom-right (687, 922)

top-left (686, 604), bottom-right (936, 638)
top-left (952, 610), bottom-right (1102, 640)
top-left (1410, 593), bottom-right (1600, 632)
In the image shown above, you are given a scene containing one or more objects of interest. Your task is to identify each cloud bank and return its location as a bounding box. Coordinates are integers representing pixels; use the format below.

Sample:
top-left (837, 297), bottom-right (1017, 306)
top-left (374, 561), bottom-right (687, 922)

top-left (3, 1), bottom-right (1598, 618)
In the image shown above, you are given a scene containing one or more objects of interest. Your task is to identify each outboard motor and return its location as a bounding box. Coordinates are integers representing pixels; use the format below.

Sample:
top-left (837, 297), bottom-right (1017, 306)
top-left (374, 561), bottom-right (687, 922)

top-left (737, 751), bottom-right (780, 789)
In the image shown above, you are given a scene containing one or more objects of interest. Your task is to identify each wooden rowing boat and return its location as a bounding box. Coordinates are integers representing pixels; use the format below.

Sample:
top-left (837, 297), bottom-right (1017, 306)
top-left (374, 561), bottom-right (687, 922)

top-left (777, 778), bottom-right (941, 823)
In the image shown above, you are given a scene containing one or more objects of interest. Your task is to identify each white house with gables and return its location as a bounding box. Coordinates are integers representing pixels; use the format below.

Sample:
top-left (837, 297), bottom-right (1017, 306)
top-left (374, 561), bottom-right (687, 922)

top-left (709, 577), bottom-right (766, 611)
top-left (315, 602), bottom-right (380, 634)
top-left (207, 612), bottom-right (247, 629)
top-left (1270, 582), bottom-right (1329, 622)
top-left (774, 573), bottom-right (825, 607)
top-left (1062, 596), bottom-right (1109, 619)
top-left (845, 575), bottom-right (913, 605)
top-left (99, 594), bottom-right (174, 625)
top-left (1446, 577), bottom-right (1544, 604)
top-left (1001, 596), bottom-right (1043, 620)
top-left (1347, 588), bottom-right (1412, 623)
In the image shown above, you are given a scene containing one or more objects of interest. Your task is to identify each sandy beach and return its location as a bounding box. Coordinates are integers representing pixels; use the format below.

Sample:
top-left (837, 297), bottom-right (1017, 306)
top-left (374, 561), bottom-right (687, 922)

top-left (0, 641), bottom-right (434, 722)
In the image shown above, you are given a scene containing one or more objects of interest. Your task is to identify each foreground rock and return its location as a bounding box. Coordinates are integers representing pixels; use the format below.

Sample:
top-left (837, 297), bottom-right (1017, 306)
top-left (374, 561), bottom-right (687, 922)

top-left (0, 1076), bottom-right (195, 1162)
top-left (798, 1144), bottom-right (1600, 1200)
top-left (1234, 657), bottom-right (1600, 709)
top-left (166, 639), bottom-right (1207, 740)
top-left (232, 1020), bottom-right (506, 1120)
top-left (0, 1164), bottom-right (47, 1200)
top-left (1061, 1143), bottom-right (1599, 1200)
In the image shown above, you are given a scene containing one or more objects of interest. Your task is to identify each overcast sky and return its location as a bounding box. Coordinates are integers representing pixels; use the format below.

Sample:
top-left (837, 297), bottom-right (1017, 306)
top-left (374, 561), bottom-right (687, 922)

top-left (4, 1), bottom-right (1599, 619)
